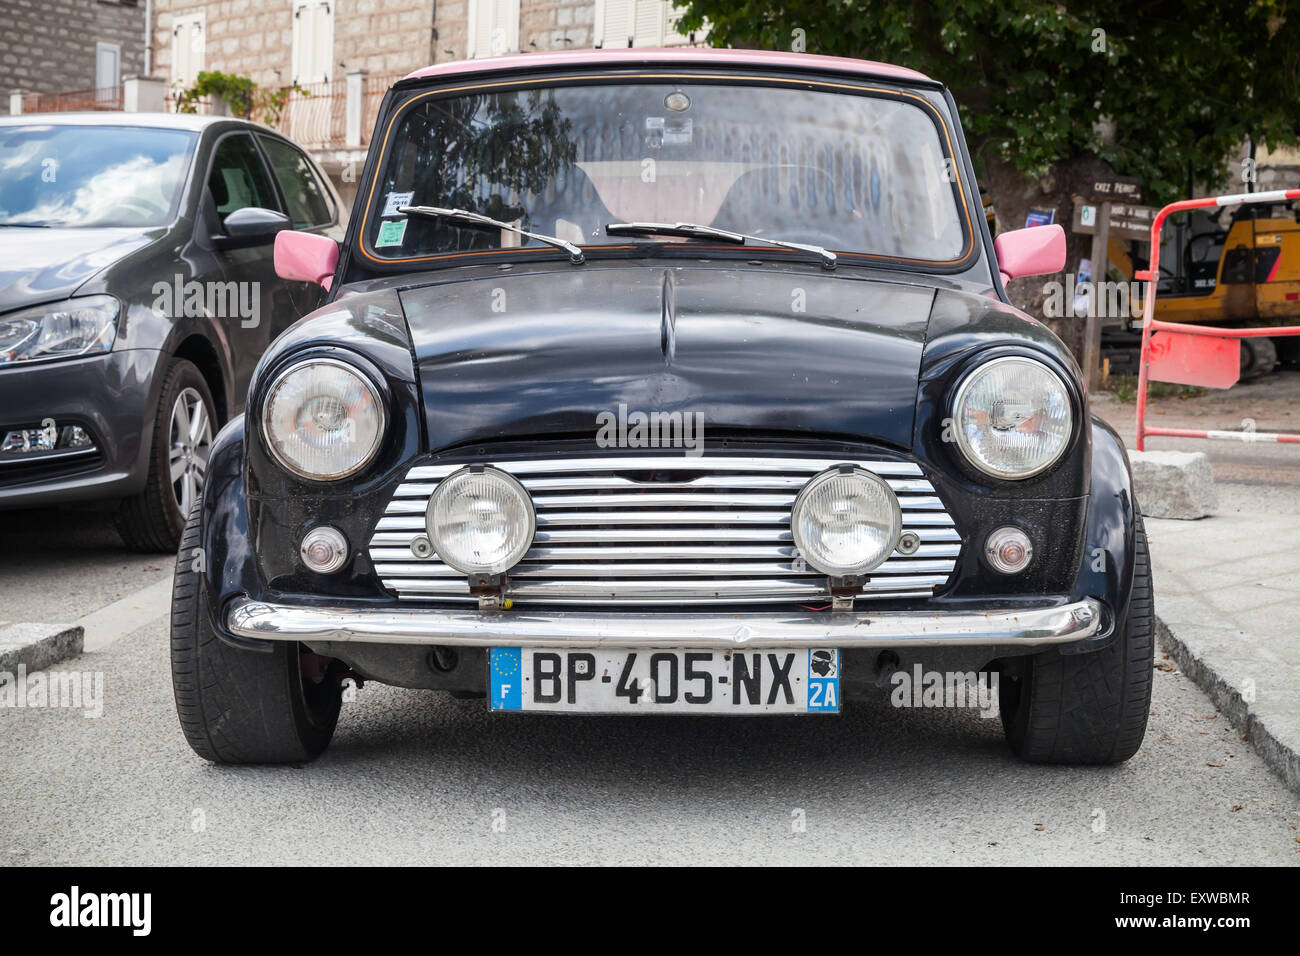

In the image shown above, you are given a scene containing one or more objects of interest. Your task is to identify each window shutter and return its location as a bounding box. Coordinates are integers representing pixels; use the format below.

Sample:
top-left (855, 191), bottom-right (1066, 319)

top-left (632, 0), bottom-right (664, 46)
top-left (597, 0), bottom-right (635, 49)
top-left (172, 15), bottom-right (205, 87)
top-left (467, 0), bottom-right (490, 58)
top-left (290, 2), bottom-right (308, 84)
top-left (468, 0), bottom-right (519, 58)
top-left (291, 1), bottom-right (333, 84)
top-left (312, 0), bottom-right (334, 83)
top-left (494, 0), bottom-right (519, 55)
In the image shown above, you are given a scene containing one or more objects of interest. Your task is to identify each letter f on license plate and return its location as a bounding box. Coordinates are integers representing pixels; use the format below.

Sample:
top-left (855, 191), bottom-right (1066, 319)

top-left (489, 648), bottom-right (839, 714)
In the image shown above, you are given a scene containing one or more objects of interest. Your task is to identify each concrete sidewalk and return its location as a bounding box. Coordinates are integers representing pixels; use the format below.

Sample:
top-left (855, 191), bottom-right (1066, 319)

top-left (1147, 505), bottom-right (1300, 792)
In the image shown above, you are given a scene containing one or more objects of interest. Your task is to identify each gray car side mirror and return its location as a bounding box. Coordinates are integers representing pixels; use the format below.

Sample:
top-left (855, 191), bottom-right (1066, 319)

top-left (216, 207), bottom-right (291, 248)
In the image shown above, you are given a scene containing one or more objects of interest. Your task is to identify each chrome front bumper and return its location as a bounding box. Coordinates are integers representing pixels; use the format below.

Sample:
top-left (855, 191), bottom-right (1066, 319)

top-left (225, 597), bottom-right (1104, 649)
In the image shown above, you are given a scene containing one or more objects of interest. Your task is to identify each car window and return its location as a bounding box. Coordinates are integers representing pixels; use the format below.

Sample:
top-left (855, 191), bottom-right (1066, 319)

top-left (257, 135), bottom-right (332, 228)
top-left (0, 125), bottom-right (196, 228)
top-left (367, 82), bottom-right (969, 265)
top-left (208, 132), bottom-right (279, 222)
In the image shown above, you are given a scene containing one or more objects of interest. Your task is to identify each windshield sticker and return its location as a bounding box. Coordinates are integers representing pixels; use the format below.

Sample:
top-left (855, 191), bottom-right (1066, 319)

top-left (664, 118), bottom-right (692, 146)
top-left (382, 191), bottom-right (414, 217)
top-left (645, 116), bottom-right (692, 147)
top-left (375, 218), bottom-right (408, 248)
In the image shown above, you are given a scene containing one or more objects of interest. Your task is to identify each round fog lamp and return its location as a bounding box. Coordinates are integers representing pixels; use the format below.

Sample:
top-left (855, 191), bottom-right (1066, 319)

top-left (985, 526), bottom-right (1033, 574)
top-left (791, 467), bottom-right (902, 576)
top-left (300, 526), bottom-right (349, 574)
top-left (427, 466), bottom-right (536, 575)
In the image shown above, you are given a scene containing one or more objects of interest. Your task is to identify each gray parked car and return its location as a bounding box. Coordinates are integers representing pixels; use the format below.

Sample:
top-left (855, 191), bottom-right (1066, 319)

top-left (0, 113), bottom-right (344, 550)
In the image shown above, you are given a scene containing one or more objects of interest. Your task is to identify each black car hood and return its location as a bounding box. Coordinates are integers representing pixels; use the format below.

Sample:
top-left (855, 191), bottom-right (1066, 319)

top-left (0, 226), bottom-right (156, 310)
top-left (399, 264), bottom-right (935, 453)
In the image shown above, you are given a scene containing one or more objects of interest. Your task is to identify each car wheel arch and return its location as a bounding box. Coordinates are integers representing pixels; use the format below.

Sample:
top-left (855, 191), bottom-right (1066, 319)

top-left (163, 333), bottom-right (231, 424)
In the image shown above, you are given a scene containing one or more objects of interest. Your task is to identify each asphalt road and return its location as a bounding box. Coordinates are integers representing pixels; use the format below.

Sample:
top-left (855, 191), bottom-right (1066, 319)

top-left (1, 520), bottom-right (1298, 865)
top-left (2, 373), bottom-right (1299, 866)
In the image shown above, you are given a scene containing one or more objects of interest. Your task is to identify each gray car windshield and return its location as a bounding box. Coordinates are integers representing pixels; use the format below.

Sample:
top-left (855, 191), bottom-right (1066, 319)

top-left (0, 125), bottom-right (197, 228)
top-left (366, 81), bottom-right (971, 264)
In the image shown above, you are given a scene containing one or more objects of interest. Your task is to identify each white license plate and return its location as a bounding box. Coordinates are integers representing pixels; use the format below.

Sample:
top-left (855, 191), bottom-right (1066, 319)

top-left (488, 648), bottom-right (839, 714)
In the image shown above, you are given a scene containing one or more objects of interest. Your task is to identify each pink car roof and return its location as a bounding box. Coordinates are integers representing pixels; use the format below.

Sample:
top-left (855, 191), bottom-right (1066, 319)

top-left (403, 47), bottom-right (936, 85)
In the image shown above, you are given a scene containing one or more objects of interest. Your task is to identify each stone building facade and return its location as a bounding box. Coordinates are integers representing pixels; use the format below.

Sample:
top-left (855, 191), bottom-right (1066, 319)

top-left (1, 0), bottom-right (146, 102)
top-left (143, 0), bottom-right (702, 199)
top-left (148, 0), bottom-right (700, 94)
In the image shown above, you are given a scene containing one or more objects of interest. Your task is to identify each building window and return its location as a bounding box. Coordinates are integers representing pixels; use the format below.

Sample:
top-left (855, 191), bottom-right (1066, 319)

top-left (466, 0), bottom-right (520, 59)
top-left (291, 0), bottom-right (335, 85)
top-left (594, 1), bottom-right (704, 49)
top-left (170, 12), bottom-right (205, 90)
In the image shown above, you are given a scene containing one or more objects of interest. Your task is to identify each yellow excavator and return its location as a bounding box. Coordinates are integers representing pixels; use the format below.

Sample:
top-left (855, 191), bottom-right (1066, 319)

top-left (1107, 198), bottom-right (1300, 378)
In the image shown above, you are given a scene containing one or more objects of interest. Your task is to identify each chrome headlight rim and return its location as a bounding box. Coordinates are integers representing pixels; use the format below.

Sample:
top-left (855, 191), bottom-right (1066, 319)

top-left (260, 355), bottom-right (387, 482)
top-left (790, 466), bottom-right (903, 577)
top-left (950, 354), bottom-right (1075, 481)
top-left (425, 465), bottom-right (537, 575)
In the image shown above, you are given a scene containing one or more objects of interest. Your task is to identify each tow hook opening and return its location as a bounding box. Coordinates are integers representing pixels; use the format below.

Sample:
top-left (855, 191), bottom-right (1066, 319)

top-left (428, 646), bottom-right (459, 673)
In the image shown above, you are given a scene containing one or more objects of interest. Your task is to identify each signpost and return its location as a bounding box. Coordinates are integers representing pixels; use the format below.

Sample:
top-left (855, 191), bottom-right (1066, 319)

top-left (1072, 188), bottom-right (1158, 389)
top-left (1071, 200), bottom-right (1157, 242)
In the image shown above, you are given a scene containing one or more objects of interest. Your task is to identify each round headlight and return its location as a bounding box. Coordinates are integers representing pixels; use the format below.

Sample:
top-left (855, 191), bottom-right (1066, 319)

top-left (791, 467), bottom-right (902, 576)
top-left (262, 358), bottom-right (385, 480)
top-left (952, 356), bottom-right (1073, 479)
top-left (427, 466), bottom-right (536, 575)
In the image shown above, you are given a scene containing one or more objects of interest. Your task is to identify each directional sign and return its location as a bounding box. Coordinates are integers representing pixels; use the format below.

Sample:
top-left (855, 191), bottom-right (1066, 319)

top-left (1089, 176), bottom-right (1143, 203)
top-left (1073, 199), bottom-right (1158, 242)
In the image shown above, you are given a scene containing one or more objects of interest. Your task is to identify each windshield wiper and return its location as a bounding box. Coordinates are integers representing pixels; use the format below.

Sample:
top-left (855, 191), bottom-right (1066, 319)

top-left (605, 221), bottom-right (836, 270)
top-left (399, 205), bottom-right (584, 264)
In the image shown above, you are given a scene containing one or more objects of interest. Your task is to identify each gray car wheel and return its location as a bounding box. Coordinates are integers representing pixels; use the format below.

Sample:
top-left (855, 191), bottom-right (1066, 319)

top-left (115, 359), bottom-right (218, 553)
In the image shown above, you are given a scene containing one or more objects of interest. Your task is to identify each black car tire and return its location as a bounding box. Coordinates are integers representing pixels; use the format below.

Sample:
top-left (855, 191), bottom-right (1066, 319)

top-left (116, 358), bottom-right (217, 553)
top-left (999, 512), bottom-right (1155, 764)
top-left (171, 504), bottom-right (342, 764)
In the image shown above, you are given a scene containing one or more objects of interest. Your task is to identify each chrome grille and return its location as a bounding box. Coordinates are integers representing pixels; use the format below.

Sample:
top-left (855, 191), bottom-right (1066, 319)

top-left (367, 455), bottom-right (961, 605)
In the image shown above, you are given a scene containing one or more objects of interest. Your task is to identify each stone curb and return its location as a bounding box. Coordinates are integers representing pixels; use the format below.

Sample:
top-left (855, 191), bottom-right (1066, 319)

top-left (0, 622), bottom-right (85, 675)
top-left (1157, 618), bottom-right (1300, 794)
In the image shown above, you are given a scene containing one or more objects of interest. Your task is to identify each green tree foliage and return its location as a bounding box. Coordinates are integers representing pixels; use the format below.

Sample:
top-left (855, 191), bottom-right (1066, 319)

top-left (676, 1), bottom-right (1299, 204)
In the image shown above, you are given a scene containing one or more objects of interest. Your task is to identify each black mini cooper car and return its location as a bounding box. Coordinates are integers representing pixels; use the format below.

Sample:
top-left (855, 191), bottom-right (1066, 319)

top-left (171, 49), bottom-right (1153, 766)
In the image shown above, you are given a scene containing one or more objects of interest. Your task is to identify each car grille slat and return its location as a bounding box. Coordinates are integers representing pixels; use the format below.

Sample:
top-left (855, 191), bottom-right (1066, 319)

top-left (392, 477), bottom-right (937, 499)
top-left (376, 556), bottom-right (960, 578)
top-left (403, 456), bottom-right (925, 480)
top-left (368, 454), bottom-right (961, 606)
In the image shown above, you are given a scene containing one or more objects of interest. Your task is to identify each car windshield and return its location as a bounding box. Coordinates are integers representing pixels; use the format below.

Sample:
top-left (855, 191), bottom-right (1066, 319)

top-left (365, 81), bottom-right (970, 265)
top-left (0, 125), bottom-right (197, 228)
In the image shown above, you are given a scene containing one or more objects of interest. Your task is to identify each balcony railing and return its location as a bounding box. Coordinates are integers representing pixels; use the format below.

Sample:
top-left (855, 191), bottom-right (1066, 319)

top-left (22, 85), bottom-right (123, 113)
top-left (14, 72), bottom-right (402, 152)
top-left (276, 72), bottom-right (401, 148)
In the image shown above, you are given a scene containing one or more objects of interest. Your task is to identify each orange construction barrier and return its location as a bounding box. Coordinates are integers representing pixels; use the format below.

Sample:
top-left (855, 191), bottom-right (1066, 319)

top-left (1135, 189), bottom-right (1300, 450)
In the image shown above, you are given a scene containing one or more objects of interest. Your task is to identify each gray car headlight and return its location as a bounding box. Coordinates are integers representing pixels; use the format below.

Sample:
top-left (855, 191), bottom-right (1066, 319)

top-left (0, 295), bottom-right (120, 365)
top-left (791, 467), bottom-right (902, 576)
top-left (427, 466), bottom-right (536, 575)
top-left (262, 357), bottom-right (386, 480)
top-left (951, 356), bottom-right (1073, 479)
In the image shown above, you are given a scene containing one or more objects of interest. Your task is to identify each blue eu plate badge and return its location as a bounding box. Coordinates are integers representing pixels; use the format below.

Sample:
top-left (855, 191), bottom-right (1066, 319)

top-left (489, 647), bottom-right (522, 711)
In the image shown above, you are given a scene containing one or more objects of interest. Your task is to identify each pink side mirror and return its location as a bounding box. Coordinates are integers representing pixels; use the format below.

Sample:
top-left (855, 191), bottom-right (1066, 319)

top-left (993, 223), bottom-right (1065, 284)
top-left (274, 230), bottom-right (339, 291)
